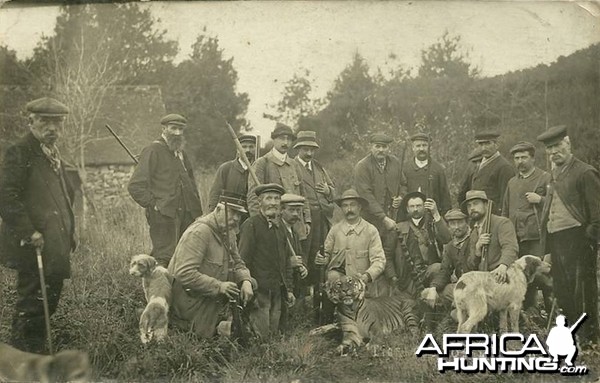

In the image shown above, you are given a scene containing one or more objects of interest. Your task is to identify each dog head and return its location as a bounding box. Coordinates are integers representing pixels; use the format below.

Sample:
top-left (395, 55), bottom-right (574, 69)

top-left (129, 254), bottom-right (157, 277)
top-left (36, 350), bottom-right (91, 383)
top-left (515, 255), bottom-right (552, 284)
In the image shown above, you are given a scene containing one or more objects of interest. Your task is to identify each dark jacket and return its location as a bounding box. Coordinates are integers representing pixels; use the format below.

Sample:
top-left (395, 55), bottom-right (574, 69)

top-left (128, 137), bottom-right (202, 219)
top-left (430, 236), bottom-right (472, 292)
top-left (404, 158), bottom-right (452, 215)
top-left (294, 158), bottom-right (336, 223)
top-left (207, 158), bottom-right (249, 212)
top-left (466, 214), bottom-right (518, 271)
top-left (0, 133), bottom-right (75, 277)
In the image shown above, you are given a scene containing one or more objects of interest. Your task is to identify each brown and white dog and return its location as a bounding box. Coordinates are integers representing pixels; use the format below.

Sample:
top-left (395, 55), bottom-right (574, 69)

top-left (129, 254), bottom-right (173, 344)
top-left (454, 255), bottom-right (551, 334)
top-left (0, 342), bottom-right (91, 382)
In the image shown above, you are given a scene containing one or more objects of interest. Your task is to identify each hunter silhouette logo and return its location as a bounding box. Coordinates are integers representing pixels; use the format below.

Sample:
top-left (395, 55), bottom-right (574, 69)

top-left (546, 313), bottom-right (586, 367)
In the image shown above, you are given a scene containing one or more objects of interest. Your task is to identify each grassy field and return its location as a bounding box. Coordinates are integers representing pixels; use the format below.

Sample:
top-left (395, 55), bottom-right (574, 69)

top-left (1, 172), bottom-right (600, 382)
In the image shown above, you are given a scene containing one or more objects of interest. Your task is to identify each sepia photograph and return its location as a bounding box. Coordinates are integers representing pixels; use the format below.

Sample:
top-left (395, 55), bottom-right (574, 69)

top-left (0, 1), bottom-right (599, 381)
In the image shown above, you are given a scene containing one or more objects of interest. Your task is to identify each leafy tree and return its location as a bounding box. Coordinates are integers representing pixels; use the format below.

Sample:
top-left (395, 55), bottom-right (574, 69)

top-left (418, 31), bottom-right (480, 79)
top-left (0, 45), bottom-right (32, 85)
top-left (270, 69), bottom-right (325, 129)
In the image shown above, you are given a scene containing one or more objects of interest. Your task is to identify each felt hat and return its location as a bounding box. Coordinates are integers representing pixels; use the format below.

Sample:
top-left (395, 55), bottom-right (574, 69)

top-left (444, 208), bottom-right (468, 221)
top-left (271, 122), bottom-right (296, 140)
top-left (461, 190), bottom-right (490, 209)
top-left (293, 130), bottom-right (320, 149)
top-left (334, 189), bottom-right (368, 207)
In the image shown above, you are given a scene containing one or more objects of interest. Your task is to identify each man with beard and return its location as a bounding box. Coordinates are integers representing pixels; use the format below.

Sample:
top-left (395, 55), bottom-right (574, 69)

top-left (538, 125), bottom-right (600, 344)
top-left (0, 97), bottom-right (76, 352)
top-left (315, 189), bottom-right (386, 298)
top-left (383, 191), bottom-right (451, 298)
top-left (168, 192), bottom-right (255, 338)
top-left (247, 123), bottom-right (311, 241)
top-left (403, 132), bottom-right (452, 216)
top-left (128, 114), bottom-right (203, 267)
top-left (463, 190), bottom-right (518, 283)
top-left (353, 133), bottom-right (407, 234)
top-left (292, 130), bottom-right (336, 324)
top-left (208, 134), bottom-right (256, 212)
top-left (458, 132), bottom-right (515, 215)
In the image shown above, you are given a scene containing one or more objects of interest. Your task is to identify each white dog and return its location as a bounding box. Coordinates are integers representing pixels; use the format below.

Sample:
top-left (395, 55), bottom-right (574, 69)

top-left (0, 342), bottom-right (91, 383)
top-left (129, 254), bottom-right (173, 344)
top-left (454, 255), bottom-right (551, 334)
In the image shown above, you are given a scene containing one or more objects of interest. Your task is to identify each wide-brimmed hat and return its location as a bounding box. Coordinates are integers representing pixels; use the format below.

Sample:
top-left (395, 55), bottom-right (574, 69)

top-left (218, 191), bottom-right (247, 214)
top-left (334, 189), bottom-right (368, 207)
top-left (293, 130), bottom-right (320, 149)
top-left (399, 191), bottom-right (427, 213)
top-left (460, 190), bottom-right (490, 209)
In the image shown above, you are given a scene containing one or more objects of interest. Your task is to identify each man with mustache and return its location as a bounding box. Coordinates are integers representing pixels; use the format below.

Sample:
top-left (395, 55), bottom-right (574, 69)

top-left (314, 189), bottom-right (386, 298)
top-left (128, 114), bottom-right (203, 267)
top-left (403, 132), bottom-right (452, 216)
top-left (168, 192), bottom-right (255, 338)
top-left (208, 134), bottom-right (257, 213)
top-left (247, 123), bottom-right (311, 242)
top-left (538, 125), bottom-right (600, 344)
top-left (0, 97), bottom-right (76, 352)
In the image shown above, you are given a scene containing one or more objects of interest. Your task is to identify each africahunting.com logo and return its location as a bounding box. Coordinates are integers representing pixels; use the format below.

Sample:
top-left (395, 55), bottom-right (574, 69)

top-left (415, 313), bottom-right (588, 375)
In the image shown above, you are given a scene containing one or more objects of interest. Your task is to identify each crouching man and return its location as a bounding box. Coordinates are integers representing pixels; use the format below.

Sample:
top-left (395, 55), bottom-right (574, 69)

top-left (168, 192), bottom-right (255, 338)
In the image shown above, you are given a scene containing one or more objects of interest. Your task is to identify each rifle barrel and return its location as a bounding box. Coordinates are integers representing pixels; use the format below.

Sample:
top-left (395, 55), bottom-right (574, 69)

top-left (225, 122), bottom-right (260, 186)
top-left (105, 124), bottom-right (138, 164)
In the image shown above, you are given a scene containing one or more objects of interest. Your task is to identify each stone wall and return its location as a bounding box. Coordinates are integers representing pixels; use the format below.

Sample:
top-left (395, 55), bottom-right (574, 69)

top-left (85, 164), bottom-right (135, 208)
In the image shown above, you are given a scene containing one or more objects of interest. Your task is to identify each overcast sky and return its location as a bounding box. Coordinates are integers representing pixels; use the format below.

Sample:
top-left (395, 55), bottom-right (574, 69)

top-left (1, 1), bottom-right (598, 138)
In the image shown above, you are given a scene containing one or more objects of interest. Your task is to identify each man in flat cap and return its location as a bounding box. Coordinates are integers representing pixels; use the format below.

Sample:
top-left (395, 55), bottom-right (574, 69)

top-left (128, 113), bottom-right (203, 267)
top-left (353, 132), bottom-right (407, 235)
top-left (0, 97), bottom-right (76, 352)
top-left (403, 132), bottom-right (452, 216)
top-left (458, 131), bottom-right (514, 215)
top-left (538, 125), bottom-right (600, 344)
top-left (292, 130), bottom-right (336, 324)
top-left (208, 134), bottom-right (257, 212)
top-left (247, 122), bottom-right (311, 242)
top-left (168, 191), bottom-right (255, 338)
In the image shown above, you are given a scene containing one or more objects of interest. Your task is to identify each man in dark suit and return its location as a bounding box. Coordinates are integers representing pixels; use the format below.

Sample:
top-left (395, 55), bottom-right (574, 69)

top-left (128, 114), bottom-right (203, 267)
top-left (0, 97), bottom-right (76, 352)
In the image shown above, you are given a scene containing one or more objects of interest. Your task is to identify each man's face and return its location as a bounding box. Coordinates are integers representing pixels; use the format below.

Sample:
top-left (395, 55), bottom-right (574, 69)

top-left (162, 124), bottom-right (185, 151)
top-left (281, 205), bottom-right (302, 225)
top-left (29, 114), bottom-right (64, 145)
top-left (215, 205), bottom-right (243, 230)
top-left (467, 199), bottom-right (487, 221)
top-left (476, 140), bottom-right (498, 159)
top-left (241, 142), bottom-right (256, 163)
top-left (259, 192), bottom-right (281, 218)
top-left (513, 151), bottom-right (535, 174)
top-left (545, 139), bottom-right (571, 167)
top-left (297, 146), bottom-right (316, 163)
top-left (273, 135), bottom-right (293, 154)
top-left (406, 197), bottom-right (425, 220)
top-left (370, 143), bottom-right (389, 162)
top-left (448, 219), bottom-right (469, 239)
top-left (412, 140), bottom-right (429, 161)
top-left (341, 200), bottom-right (362, 222)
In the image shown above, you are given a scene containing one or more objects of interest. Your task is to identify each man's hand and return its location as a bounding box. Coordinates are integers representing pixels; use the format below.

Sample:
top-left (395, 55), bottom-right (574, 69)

top-left (290, 255), bottom-right (304, 268)
top-left (383, 216), bottom-right (397, 231)
top-left (219, 281), bottom-right (240, 300)
top-left (475, 233), bottom-right (491, 254)
top-left (240, 280), bottom-right (254, 306)
top-left (420, 287), bottom-right (438, 308)
top-left (30, 231), bottom-right (44, 248)
top-left (314, 252), bottom-right (329, 266)
top-left (298, 265), bottom-right (309, 279)
top-left (315, 182), bottom-right (330, 196)
top-left (424, 198), bottom-right (441, 221)
top-left (358, 273), bottom-right (371, 284)
top-left (287, 292), bottom-right (296, 308)
top-left (391, 196), bottom-right (403, 209)
top-left (491, 264), bottom-right (508, 284)
top-left (305, 223), bottom-right (311, 237)
top-left (525, 192), bottom-right (542, 204)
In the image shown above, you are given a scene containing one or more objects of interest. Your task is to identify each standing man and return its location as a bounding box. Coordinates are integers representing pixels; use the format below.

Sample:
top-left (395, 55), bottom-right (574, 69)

top-left (208, 134), bottom-right (256, 212)
top-left (353, 133), bottom-right (407, 234)
top-left (403, 132), bottom-right (452, 216)
top-left (458, 132), bottom-right (514, 215)
top-left (293, 130), bottom-right (336, 323)
top-left (128, 114), bottom-right (203, 267)
top-left (538, 125), bottom-right (600, 344)
top-left (0, 97), bottom-right (76, 352)
top-left (247, 122), bottom-right (311, 241)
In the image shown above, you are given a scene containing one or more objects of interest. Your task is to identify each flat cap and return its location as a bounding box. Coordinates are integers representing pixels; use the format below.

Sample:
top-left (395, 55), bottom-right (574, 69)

top-left (461, 190), bottom-right (490, 209)
top-left (370, 133), bottom-right (393, 144)
top-left (334, 189), bottom-right (368, 207)
top-left (293, 130), bottom-right (320, 149)
top-left (509, 141), bottom-right (536, 155)
top-left (238, 134), bottom-right (257, 144)
top-left (26, 97), bottom-right (69, 116)
top-left (409, 132), bottom-right (430, 142)
top-left (271, 122), bottom-right (296, 140)
top-left (537, 125), bottom-right (567, 146)
top-left (474, 131), bottom-right (500, 142)
top-left (218, 191), bottom-right (247, 214)
top-left (281, 193), bottom-right (305, 206)
top-left (161, 114), bottom-right (187, 126)
top-left (255, 183), bottom-right (285, 196)
top-left (444, 208), bottom-right (467, 221)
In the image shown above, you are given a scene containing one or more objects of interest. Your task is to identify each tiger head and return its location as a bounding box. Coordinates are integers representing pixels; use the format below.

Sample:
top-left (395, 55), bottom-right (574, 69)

top-left (326, 275), bottom-right (366, 307)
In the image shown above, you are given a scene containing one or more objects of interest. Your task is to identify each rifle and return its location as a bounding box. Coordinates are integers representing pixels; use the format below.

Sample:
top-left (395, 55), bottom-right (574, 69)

top-left (105, 124), bottom-right (138, 164)
top-left (480, 200), bottom-right (494, 271)
top-left (388, 140), bottom-right (408, 221)
top-left (426, 137), bottom-right (442, 260)
top-left (224, 122), bottom-right (259, 186)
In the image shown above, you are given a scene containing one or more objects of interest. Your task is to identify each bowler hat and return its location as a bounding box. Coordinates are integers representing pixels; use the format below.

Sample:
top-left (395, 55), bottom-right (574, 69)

top-left (254, 183), bottom-right (285, 196)
top-left (399, 191), bottom-right (427, 214)
top-left (161, 114), bottom-right (187, 126)
top-left (218, 191), bottom-right (247, 214)
top-left (370, 133), bottom-right (393, 145)
top-left (461, 190), bottom-right (490, 209)
top-left (509, 141), bottom-right (536, 155)
top-left (26, 97), bottom-right (69, 116)
top-left (474, 131), bottom-right (500, 142)
top-left (281, 193), bottom-right (305, 206)
top-left (271, 122), bottom-right (296, 140)
top-left (409, 132), bottom-right (430, 142)
top-left (444, 208), bottom-right (467, 221)
top-left (293, 130), bottom-right (320, 149)
top-left (537, 125), bottom-right (567, 146)
top-left (238, 134), bottom-right (257, 144)
top-left (334, 189), bottom-right (368, 207)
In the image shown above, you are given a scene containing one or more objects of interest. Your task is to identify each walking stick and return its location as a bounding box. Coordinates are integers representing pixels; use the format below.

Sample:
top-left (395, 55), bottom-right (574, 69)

top-left (35, 246), bottom-right (54, 354)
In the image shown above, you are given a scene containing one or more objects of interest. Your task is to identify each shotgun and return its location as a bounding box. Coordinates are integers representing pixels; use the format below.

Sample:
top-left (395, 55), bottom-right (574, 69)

top-left (480, 200), bottom-right (493, 271)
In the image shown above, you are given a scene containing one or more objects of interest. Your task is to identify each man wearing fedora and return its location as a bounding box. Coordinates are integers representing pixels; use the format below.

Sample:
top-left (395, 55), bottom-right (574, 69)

top-left (463, 190), bottom-right (518, 283)
top-left (538, 125), bottom-right (600, 344)
top-left (353, 132), bottom-right (407, 234)
top-left (403, 132), bottom-right (452, 216)
top-left (208, 134), bottom-right (257, 212)
top-left (128, 113), bottom-right (203, 267)
top-left (315, 189), bottom-right (386, 298)
top-left (293, 130), bottom-right (336, 323)
top-left (247, 122), bottom-right (311, 241)
top-left (168, 192), bottom-right (255, 338)
top-left (0, 97), bottom-right (76, 352)
top-left (458, 131), bottom-right (515, 215)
